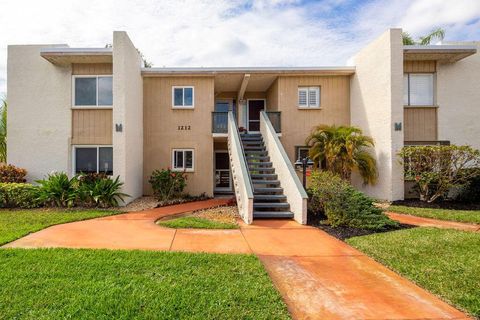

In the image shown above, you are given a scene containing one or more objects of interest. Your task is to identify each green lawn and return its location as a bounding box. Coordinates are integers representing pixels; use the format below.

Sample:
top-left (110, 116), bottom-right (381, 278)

top-left (388, 205), bottom-right (480, 224)
top-left (0, 249), bottom-right (290, 319)
top-left (158, 216), bottom-right (238, 229)
top-left (0, 208), bottom-right (121, 245)
top-left (347, 228), bottom-right (480, 317)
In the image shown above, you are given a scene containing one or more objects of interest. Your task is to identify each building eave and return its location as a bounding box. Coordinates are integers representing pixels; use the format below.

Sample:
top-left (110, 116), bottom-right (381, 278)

top-left (41, 48), bottom-right (113, 66)
top-left (141, 66), bottom-right (356, 77)
top-left (403, 45), bottom-right (477, 62)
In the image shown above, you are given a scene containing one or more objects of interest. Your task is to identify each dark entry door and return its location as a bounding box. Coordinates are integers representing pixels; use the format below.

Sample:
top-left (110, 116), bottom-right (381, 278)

top-left (248, 100), bottom-right (265, 132)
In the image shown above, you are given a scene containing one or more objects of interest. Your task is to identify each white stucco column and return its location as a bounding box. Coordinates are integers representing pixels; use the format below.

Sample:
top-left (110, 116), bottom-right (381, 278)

top-left (113, 31), bottom-right (144, 203)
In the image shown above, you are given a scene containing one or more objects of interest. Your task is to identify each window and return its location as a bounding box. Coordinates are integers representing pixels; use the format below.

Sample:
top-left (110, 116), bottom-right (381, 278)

top-left (172, 149), bottom-right (194, 171)
top-left (74, 76), bottom-right (113, 107)
top-left (295, 146), bottom-right (310, 160)
top-left (172, 86), bottom-right (194, 108)
top-left (404, 74), bottom-right (434, 106)
top-left (74, 146), bottom-right (113, 175)
top-left (298, 87), bottom-right (320, 108)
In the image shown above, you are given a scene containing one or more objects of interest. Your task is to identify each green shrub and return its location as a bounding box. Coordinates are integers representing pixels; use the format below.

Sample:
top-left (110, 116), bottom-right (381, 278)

top-left (36, 172), bottom-right (78, 208)
top-left (0, 164), bottom-right (27, 183)
top-left (149, 169), bottom-right (187, 201)
top-left (77, 173), bottom-right (129, 207)
top-left (308, 171), bottom-right (397, 230)
top-left (0, 183), bottom-right (39, 208)
top-left (455, 168), bottom-right (480, 203)
top-left (399, 145), bottom-right (480, 202)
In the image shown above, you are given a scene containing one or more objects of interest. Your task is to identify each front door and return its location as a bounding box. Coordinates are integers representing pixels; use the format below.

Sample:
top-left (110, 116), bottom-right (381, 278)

top-left (214, 151), bottom-right (232, 192)
top-left (247, 100), bottom-right (265, 132)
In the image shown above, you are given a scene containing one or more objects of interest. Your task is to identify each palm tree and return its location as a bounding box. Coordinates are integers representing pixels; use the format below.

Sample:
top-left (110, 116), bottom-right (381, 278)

top-left (0, 98), bottom-right (6, 163)
top-left (305, 125), bottom-right (377, 185)
top-left (402, 27), bottom-right (445, 45)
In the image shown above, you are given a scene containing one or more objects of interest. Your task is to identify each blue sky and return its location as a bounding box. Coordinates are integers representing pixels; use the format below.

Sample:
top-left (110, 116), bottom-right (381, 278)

top-left (1, 0), bottom-right (480, 95)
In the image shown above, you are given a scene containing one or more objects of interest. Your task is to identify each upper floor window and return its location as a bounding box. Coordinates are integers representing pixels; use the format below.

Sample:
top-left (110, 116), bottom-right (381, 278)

top-left (404, 74), bottom-right (434, 106)
top-left (172, 86), bottom-right (194, 108)
top-left (298, 87), bottom-right (320, 108)
top-left (73, 76), bottom-right (113, 107)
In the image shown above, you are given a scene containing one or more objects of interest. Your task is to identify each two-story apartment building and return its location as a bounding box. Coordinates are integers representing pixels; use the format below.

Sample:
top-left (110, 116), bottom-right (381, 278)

top-left (7, 29), bottom-right (479, 224)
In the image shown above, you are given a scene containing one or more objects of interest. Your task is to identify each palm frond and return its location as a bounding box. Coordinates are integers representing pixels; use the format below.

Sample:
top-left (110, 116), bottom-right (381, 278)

top-left (419, 27), bottom-right (445, 45)
top-left (402, 32), bottom-right (415, 45)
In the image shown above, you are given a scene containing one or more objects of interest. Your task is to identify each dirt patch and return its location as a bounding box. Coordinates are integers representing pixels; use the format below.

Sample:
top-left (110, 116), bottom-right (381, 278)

top-left (192, 206), bottom-right (239, 225)
top-left (392, 199), bottom-right (480, 211)
top-left (157, 206), bottom-right (240, 225)
top-left (124, 196), bottom-right (158, 212)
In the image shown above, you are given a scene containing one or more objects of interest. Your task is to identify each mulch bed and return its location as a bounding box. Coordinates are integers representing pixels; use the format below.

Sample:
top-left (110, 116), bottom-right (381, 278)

top-left (392, 199), bottom-right (480, 211)
top-left (308, 214), bottom-right (414, 241)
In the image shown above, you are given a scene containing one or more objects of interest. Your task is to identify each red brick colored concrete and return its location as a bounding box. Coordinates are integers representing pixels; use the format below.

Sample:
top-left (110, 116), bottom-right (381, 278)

top-left (4, 199), bottom-right (234, 251)
top-left (3, 201), bottom-right (471, 319)
top-left (170, 229), bottom-right (251, 254)
top-left (388, 212), bottom-right (480, 232)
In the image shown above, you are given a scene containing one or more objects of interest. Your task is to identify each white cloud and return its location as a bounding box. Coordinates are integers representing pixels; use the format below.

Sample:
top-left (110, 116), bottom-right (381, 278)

top-left (0, 0), bottom-right (479, 94)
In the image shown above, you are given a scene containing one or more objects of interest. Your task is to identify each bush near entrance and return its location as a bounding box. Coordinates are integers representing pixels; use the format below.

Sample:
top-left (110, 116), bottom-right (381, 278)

top-left (308, 171), bottom-right (397, 230)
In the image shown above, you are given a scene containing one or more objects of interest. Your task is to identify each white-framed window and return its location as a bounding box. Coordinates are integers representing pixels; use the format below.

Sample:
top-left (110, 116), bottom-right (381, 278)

top-left (172, 86), bottom-right (194, 108)
top-left (73, 75), bottom-right (113, 108)
top-left (298, 87), bottom-right (320, 108)
top-left (73, 146), bottom-right (113, 175)
top-left (404, 73), bottom-right (434, 106)
top-left (172, 149), bottom-right (194, 171)
top-left (295, 146), bottom-right (310, 160)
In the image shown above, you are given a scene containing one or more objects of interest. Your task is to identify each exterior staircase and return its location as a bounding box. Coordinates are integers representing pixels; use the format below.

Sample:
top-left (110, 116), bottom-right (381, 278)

top-left (240, 133), bottom-right (294, 219)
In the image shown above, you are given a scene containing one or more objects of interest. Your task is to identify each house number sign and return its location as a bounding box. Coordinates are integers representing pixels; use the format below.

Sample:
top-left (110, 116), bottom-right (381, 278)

top-left (177, 125), bottom-right (191, 131)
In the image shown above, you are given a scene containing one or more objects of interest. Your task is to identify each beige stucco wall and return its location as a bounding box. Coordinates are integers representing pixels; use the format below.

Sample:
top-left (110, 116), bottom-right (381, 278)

top-left (113, 31), bottom-right (144, 202)
top-left (7, 45), bottom-right (72, 181)
top-left (143, 76), bottom-right (215, 196)
top-left (349, 29), bottom-right (404, 201)
top-left (437, 42), bottom-right (480, 150)
top-left (271, 75), bottom-right (351, 162)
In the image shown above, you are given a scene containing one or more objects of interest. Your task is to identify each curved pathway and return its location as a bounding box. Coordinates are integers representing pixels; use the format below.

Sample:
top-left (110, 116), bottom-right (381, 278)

top-left (3, 200), bottom-right (470, 319)
top-left (388, 212), bottom-right (480, 232)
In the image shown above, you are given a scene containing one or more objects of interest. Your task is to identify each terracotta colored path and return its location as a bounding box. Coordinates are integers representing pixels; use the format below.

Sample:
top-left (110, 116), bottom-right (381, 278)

top-left (4, 200), bottom-right (469, 319)
top-left (388, 212), bottom-right (480, 232)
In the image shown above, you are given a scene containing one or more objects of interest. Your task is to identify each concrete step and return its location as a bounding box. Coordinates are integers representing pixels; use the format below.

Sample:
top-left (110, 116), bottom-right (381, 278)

top-left (254, 187), bottom-right (284, 194)
top-left (248, 161), bottom-right (273, 167)
top-left (254, 202), bottom-right (290, 209)
top-left (243, 146), bottom-right (265, 150)
top-left (246, 156), bottom-right (270, 161)
top-left (252, 179), bottom-right (281, 186)
top-left (249, 167), bottom-right (275, 173)
top-left (245, 150), bottom-right (267, 156)
top-left (254, 194), bottom-right (287, 201)
top-left (253, 211), bottom-right (294, 219)
top-left (251, 173), bottom-right (277, 179)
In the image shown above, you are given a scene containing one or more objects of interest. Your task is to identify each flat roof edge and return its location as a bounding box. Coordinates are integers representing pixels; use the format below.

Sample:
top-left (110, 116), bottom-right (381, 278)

top-left (40, 47), bottom-right (112, 56)
top-left (403, 45), bottom-right (477, 52)
top-left (141, 66), bottom-right (356, 75)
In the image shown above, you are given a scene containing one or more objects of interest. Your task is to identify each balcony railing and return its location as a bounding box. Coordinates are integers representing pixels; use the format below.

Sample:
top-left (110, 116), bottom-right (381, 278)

top-left (212, 112), bottom-right (228, 133)
top-left (266, 111), bottom-right (281, 133)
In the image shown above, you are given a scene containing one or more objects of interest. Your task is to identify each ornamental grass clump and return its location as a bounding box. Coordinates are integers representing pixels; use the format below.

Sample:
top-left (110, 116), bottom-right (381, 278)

top-left (308, 171), bottom-right (397, 230)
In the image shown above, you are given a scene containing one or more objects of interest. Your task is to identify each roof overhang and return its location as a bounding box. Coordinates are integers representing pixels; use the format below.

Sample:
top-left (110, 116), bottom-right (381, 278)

top-left (41, 47), bottom-right (113, 66)
top-left (141, 66), bottom-right (356, 77)
top-left (403, 45), bottom-right (476, 62)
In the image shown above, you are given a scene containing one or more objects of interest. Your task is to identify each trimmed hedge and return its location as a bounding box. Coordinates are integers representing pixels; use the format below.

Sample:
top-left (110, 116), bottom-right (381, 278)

top-left (308, 171), bottom-right (398, 230)
top-left (0, 183), bottom-right (39, 208)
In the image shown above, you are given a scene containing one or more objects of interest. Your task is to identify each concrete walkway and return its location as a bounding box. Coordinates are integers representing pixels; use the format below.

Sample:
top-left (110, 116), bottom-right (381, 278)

top-left (388, 212), bottom-right (480, 232)
top-left (4, 200), bottom-right (470, 319)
